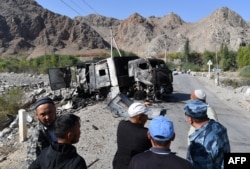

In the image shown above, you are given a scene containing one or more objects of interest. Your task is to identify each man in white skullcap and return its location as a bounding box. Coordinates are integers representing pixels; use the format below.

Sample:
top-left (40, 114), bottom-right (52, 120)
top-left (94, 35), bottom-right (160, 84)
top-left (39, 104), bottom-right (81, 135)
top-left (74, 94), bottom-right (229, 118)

top-left (188, 89), bottom-right (218, 144)
top-left (113, 102), bottom-right (152, 169)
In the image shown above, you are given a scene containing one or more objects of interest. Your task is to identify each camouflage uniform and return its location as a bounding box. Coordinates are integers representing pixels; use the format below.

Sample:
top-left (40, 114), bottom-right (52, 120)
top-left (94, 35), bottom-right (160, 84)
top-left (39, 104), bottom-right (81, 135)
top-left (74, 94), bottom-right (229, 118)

top-left (187, 119), bottom-right (230, 169)
top-left (26, 122), bottom-right (56, 167)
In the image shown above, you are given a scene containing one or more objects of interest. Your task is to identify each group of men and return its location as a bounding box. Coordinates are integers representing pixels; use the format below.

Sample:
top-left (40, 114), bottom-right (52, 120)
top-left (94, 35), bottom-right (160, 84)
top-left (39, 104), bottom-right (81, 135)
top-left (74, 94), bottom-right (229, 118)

top-left (26, 89), bottom-right (230, 169)
top-left (113, 89), bottom-right (230, 169)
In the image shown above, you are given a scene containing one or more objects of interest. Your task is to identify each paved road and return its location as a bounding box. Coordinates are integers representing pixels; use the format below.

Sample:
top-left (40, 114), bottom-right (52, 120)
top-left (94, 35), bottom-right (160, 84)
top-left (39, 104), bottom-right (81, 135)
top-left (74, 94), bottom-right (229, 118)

top-left (156, 73), bottom-right (250, 158)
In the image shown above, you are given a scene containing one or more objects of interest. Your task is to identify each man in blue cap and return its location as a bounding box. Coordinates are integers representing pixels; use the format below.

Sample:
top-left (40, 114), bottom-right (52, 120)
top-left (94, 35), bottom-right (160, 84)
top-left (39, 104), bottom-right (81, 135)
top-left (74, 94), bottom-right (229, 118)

top-left (26, 96), bottom-right (58, 166)
top-left (128, 116), bottom-right (192, 169)
top-left (184, 100), bottom-right (230, 169)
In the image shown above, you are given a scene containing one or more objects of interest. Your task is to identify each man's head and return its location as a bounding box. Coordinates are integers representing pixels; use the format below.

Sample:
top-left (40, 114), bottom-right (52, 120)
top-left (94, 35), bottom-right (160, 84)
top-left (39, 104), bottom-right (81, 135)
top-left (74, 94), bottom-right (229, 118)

top-left (190, 89), bottom-right (206, 102)
top-left (184, 100), bottom-right (208, 120)
top-left (148, 116), bottom-right (175, 142)
top-left (128, 102), bottom-right (151, 125)
top-left (33, 97), bottom-right (56, 127)
top-left (54, 114), bottom-right (81, 144)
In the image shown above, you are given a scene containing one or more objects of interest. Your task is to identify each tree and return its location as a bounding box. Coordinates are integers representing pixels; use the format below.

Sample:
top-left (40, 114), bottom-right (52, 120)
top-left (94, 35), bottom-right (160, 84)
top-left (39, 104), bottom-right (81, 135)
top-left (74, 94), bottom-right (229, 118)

top-left (203, 50), bottom-right (215, 65)
top-left (237, 45), bottom-right (250, 68)
top-left (219, 44), bottom-right (237, 71)
top-left (183, 39), bottom-right (190, 62)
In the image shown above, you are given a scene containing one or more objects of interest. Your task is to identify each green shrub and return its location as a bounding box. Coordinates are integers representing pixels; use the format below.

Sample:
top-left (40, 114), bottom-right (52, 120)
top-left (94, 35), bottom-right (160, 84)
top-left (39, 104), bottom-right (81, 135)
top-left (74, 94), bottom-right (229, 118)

top-left (181, 63), bottom-right (202, 72)
top-left (0, 54), bottom-right (83, 74)
top-left (0, 88), bottom-right (23, 127)
top-left (239, 66), bottom-right (250, 78)
top-left (220, 79), bottom-right (239, 88)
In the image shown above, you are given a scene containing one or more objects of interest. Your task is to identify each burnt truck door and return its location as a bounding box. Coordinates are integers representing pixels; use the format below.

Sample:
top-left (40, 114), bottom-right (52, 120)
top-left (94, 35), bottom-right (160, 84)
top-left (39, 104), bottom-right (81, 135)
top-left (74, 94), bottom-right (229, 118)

top-left (128, 58), bottom-right (153, 85)
top-left (88, 60), bottom-right (111, 94)
top-left (48, 67), bottom-right (72, 91)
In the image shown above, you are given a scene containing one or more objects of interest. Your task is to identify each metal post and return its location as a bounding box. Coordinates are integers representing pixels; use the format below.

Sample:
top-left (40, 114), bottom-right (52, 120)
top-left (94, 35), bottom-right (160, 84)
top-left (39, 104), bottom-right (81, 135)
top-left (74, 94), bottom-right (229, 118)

top-left (164, 39), bottom-right (167, 63)
top-left (110, 28), bottom-right (113, 58)
top-left (19, 109), bottom-right (27, 142)
top-left (215, 33), bottom-right (219, 85)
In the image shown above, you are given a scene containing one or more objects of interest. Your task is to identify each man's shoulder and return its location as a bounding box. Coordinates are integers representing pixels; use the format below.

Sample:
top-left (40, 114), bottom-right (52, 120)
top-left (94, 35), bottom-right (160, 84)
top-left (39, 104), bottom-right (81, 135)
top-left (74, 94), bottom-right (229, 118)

top-left (132, 150), bottom-right (152, 159)
top-left (209, 119), bottom-right (226, 130)
top-left (132, 151), bottom-right (192, 166)
top-left (29, 122), bottom-right (44, 135)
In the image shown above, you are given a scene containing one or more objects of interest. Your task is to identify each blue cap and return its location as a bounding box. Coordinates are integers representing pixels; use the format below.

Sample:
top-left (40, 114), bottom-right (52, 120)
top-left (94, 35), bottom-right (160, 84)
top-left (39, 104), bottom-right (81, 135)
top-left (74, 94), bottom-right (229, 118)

top-left (149, 116), bottom-right (174, 141)
top-left (184, 100), bottom-right (208, 119)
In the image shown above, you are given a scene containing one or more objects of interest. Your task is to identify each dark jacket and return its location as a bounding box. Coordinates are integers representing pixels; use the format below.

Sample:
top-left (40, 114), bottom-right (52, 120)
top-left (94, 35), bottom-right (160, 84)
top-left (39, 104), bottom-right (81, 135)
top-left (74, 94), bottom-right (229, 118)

top-left (28, 142), bottom-right (87, 169)
top-left (26, 122), bottom-right (56, 166)
top-left (128, 148), bottom-right (192, 169)
top-left (113, 120), bottom-right (151, 169)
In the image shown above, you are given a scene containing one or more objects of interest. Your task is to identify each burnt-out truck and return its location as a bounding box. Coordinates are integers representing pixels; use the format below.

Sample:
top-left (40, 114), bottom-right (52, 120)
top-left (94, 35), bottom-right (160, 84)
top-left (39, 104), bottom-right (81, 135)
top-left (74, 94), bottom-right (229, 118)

top-left (48, 56), bottom-right (173, 101)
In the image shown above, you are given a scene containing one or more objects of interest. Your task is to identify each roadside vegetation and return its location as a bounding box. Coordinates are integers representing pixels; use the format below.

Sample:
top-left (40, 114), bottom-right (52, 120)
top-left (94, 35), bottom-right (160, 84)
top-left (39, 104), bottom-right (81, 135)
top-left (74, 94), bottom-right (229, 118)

top-left (0, 88), bottom-right (23, 130)
top-left (162, 41), bottom-right (250, 84)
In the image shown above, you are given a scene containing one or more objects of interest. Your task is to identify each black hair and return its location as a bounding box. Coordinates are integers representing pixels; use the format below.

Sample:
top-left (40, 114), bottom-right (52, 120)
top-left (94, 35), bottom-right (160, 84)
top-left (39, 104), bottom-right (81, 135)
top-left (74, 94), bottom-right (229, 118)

top-left (54, 114), bottom-right (80, 139)
top-left (151, 137), bottom-right (171, 146)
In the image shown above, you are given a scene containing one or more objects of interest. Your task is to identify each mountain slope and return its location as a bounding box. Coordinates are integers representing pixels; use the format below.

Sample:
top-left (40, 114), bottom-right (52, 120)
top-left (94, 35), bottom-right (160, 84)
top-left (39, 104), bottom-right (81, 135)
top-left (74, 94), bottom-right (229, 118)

top-left (0, 0), bottom-right (250, 58)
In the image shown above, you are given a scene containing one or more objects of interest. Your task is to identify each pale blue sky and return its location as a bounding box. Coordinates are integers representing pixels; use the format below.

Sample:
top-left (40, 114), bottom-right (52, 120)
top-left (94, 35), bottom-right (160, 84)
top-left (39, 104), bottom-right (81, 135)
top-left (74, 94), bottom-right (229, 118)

top-left (35, 0), bottom-right (250, 22)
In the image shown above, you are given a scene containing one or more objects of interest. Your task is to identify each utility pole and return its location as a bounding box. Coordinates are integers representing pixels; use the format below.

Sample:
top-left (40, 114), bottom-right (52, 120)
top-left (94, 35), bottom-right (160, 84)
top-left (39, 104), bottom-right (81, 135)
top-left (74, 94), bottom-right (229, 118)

top-left (110, 28), bottom-right (113, 58)
top-left (163, 35), bottom-right (169, 63)
top-left (164, 37), bottom-right (167, 63)
top-left (110, 27), bottom-right (122, 58)
top-left (215, 31), bottom-right (220, 85)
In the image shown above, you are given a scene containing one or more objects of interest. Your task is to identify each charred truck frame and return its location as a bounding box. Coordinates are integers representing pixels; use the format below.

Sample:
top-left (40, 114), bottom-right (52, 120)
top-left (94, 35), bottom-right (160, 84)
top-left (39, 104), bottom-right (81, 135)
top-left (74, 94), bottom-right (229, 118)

top-left (48, 56), bottom-right (173, 101)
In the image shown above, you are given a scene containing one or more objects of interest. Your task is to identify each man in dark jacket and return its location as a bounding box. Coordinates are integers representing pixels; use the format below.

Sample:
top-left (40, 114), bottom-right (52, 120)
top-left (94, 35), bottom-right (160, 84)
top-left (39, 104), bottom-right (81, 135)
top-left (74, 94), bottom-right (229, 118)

top-left (112, 102), bottom-right (152, 169)
top-left (29, 113), bottom-right (87, 169)
top-left (26, 97), bottom-right (57, 166)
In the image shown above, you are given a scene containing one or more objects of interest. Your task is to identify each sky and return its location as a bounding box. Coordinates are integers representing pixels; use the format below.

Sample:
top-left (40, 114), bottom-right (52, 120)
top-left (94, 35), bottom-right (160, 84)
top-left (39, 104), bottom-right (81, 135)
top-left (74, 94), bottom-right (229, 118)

top-left (35, 0), bottom-right (250, 22)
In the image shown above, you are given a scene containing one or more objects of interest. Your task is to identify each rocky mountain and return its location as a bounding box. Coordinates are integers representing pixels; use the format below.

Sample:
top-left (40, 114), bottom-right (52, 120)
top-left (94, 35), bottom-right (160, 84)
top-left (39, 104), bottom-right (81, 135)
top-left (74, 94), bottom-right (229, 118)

top-left (0, 0), bottom-right (250, 58)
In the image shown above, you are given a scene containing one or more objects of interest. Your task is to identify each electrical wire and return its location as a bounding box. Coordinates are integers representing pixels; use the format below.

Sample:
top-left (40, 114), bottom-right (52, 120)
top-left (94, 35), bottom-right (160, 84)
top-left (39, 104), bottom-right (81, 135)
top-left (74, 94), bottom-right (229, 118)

top-left (81, 0), bottom-right (99, 15)
top-left (70, 0), bottom-right (87, 14)
top-left (60, 0), bottom-right (82, 16)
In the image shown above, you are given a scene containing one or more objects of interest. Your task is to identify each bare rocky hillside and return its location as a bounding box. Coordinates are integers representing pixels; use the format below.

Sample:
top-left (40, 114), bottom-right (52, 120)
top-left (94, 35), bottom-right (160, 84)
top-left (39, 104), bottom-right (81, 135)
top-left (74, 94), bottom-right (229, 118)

top-left (0, 0), bottom-right (250, 58)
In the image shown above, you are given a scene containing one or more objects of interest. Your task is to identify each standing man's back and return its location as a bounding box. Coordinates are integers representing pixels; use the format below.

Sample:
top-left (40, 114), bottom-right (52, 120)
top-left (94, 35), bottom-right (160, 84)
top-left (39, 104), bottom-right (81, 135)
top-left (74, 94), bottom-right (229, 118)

top-left (114, 120), bottom-right (151, 167)
top-left (113, 102), bottom-right (152, 169)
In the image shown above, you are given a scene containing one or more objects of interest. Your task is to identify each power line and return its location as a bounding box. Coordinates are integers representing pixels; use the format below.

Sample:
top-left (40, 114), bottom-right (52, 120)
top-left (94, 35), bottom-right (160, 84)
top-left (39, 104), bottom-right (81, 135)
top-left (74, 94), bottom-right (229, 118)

top-left (70, 0), bottom-right (87, 14)
top-left (61, 0), bottom-right (82, 16)
top-left (81, 0), bottom-right (99, 15)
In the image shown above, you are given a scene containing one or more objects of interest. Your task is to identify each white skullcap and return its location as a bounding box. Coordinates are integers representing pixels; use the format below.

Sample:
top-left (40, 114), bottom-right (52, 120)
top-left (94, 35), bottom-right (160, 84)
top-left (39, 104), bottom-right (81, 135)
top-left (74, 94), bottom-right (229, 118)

top-left (128, 102), bottom-right (152, 117)
top-left (194, 89), bottom-right (206, 101)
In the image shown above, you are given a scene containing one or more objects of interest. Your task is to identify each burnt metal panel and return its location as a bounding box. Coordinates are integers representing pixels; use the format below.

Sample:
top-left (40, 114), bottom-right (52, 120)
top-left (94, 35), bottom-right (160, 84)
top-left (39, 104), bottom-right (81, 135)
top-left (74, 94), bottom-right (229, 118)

top-left (128, 59), bottom-right (153, 85)
top-left (89, 64), bottom-right (96, 93)
top-left (107, 93), bottom-right (133, 117)
top-left (76, 64), bottom-right (90, 92)
top-left (48, 67), bottom-right (72, 90)
top-left (88, 61), bottom-right (111, 93)
top-left (95, 62), bottom-right (111, 89)
top-left (112, 56), bottom-right (138, 87)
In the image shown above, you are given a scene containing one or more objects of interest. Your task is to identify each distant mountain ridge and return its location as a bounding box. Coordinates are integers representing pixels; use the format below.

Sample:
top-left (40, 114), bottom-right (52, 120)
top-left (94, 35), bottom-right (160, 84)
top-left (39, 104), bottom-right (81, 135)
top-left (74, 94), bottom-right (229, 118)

top-left (0, 0), bottom-right (250, 58)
